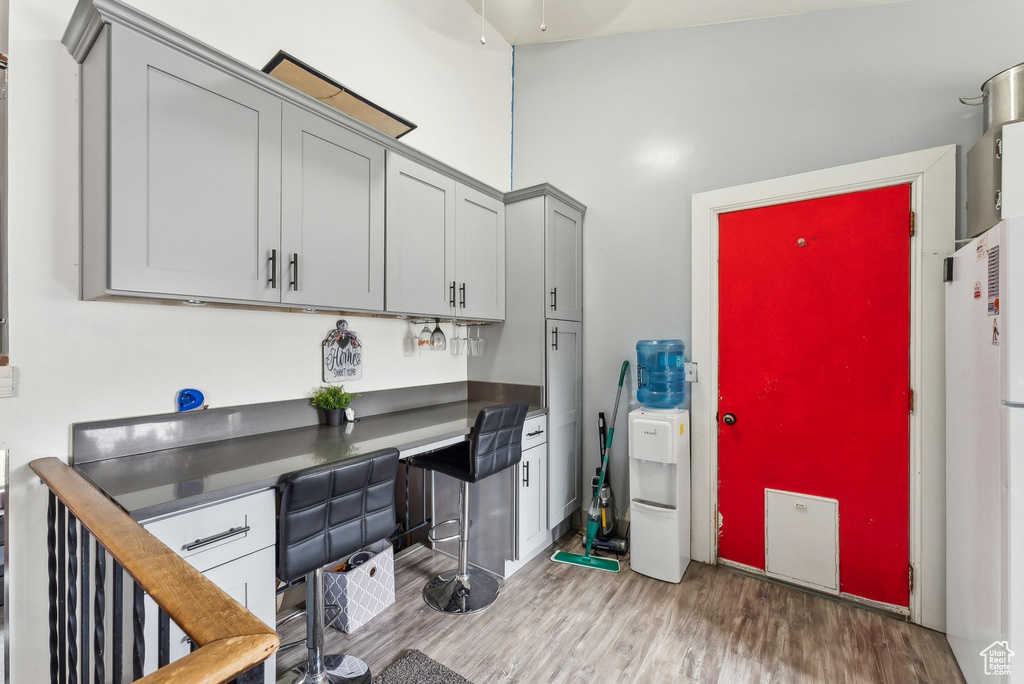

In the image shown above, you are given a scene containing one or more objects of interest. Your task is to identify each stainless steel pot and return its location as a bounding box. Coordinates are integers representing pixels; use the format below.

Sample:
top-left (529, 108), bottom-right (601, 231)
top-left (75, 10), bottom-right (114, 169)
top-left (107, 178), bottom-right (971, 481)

top-left (961, 62), bottom-right (1024, 133)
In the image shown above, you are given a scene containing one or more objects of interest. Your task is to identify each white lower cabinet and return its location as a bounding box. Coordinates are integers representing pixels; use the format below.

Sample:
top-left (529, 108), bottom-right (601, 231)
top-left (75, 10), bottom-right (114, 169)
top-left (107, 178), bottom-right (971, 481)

top-left (504, 415), bottom-right (554, 578)
top-left (518, 444), bottom-right (547, 556)
top-left (141, 491), bottom-right (277, 679)
top-left (164, 547), bottom-right (278, 679)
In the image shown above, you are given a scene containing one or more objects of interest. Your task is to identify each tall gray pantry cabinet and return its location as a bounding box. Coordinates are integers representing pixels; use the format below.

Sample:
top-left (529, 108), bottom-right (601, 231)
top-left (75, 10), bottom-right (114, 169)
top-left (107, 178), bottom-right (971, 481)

top-left (468, 185), bottom-right (586, 565)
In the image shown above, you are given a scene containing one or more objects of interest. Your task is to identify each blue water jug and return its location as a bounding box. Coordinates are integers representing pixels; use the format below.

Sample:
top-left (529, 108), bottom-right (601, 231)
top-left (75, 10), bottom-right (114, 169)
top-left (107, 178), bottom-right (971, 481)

top-left (636, 339), bottom-right (686, 408)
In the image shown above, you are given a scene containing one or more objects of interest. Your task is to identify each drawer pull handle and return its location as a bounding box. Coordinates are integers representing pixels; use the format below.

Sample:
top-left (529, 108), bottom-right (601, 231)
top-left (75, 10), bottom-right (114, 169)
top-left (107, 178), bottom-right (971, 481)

top-left (526, 429), bottom-right (544, 437)
top-left (183, 525), bottom-right (250, 552)
top-left (794, 503), bottom-right (806, 510)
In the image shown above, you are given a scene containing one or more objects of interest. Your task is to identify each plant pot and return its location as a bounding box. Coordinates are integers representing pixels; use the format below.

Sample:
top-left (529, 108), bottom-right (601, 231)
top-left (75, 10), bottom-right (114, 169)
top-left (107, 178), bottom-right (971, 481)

top-left (322, 409), bottom-right (344, 426)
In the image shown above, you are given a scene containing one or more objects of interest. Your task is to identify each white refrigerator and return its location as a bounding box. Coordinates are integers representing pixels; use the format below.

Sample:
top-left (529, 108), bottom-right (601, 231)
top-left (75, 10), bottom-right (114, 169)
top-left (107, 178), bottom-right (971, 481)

top-left (946, 218), bottom-right (1024, 684)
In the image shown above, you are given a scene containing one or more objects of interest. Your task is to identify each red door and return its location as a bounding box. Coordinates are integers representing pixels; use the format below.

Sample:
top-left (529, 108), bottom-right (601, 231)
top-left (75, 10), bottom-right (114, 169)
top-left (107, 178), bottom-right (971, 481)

top-left (717, 184), bottom-right (911, 607)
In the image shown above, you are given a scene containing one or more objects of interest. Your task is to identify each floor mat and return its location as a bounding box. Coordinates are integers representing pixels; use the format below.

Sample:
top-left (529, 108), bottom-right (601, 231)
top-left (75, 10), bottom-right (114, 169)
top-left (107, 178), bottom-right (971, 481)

top-left (374, 650), bottom-right (472, 684)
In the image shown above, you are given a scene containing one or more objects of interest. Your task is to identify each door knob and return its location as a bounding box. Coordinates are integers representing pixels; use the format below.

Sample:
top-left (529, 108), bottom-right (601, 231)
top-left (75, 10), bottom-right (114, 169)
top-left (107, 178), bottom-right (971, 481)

top-left (722, 413), bottom-right (737, 425)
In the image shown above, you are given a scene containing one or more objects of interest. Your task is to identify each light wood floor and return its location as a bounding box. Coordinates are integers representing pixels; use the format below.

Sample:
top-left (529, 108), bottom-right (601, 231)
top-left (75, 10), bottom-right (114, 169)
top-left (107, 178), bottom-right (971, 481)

top-left (277, 534), bottom-right (965, 683)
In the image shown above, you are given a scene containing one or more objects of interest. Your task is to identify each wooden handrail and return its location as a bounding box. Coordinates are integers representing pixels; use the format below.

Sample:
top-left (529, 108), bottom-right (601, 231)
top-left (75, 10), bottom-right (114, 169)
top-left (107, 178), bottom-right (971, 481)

top-left (32, 457), bottom-right (279, 684)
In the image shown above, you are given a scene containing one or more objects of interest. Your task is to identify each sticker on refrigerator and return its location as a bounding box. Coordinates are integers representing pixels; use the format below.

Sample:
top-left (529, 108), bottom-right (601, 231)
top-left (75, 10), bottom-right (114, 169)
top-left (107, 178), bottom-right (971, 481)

top-left (988, 245), bottom-right (1000, 316)
top-left (977, 235), bottom-right (989, 260)
top-left (974, 282), bottom-right (982, 300)
top-left (993, 318), bottom-right (1000, 346)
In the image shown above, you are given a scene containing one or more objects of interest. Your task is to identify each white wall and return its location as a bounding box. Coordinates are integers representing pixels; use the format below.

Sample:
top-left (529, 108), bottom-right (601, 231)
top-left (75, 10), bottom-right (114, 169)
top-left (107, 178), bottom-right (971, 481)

top-left (2, 1), bottom-right (511, 680)
top-left (511, 0), bottom-right (1024, 511)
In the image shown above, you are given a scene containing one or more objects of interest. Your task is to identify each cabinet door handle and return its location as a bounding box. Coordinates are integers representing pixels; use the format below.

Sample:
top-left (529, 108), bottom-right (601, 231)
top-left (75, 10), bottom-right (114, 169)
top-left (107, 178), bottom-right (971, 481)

top-left (449, 281), bottom-right (456, 308)
top-left (522, 461), bottom-right (530, 487)
top-left (268, 250), bottom-right (278, 289)
top-left (289, 253), bottom-right (299, 291)
top-left (551, 327), bottom-right (559, 350)
top-left (183, 525), bottom-right (250, 552)
top-left (526, 429), bottom-right (544, 438)
top-left (550, 287), bottom-right (557, 311)
top-left (460, 283), bottom-right (466, 308)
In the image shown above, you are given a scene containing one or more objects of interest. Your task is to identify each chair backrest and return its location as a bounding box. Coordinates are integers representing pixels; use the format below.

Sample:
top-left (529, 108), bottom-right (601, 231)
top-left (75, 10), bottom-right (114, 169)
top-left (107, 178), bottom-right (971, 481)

top-left (277, 448), bottom-right (399, 582)
top-left (470, 403), bottom-right (529, 481)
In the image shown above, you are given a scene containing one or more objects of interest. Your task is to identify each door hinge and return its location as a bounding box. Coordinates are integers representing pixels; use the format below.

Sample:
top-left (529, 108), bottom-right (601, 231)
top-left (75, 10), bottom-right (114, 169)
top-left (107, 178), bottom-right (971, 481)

top-left (909, 388), bottom-right (915, 413)
top-left (909, 563), bottom-right (914, 593)
top-left (909, 211), bottom-right (916, 237)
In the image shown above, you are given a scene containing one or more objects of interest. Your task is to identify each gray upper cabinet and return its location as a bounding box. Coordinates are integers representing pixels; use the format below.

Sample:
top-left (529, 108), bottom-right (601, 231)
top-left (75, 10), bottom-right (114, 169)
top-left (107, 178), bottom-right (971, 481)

top-left (73, 8), bottom-right (506, 318)
top-left (281, 104), bottom-right (385, 310)
top-left (385, 153), bottom-right (506, 320)
top-left (545, 196), bottom-right (583, 321)
top-left (455, 184), bottom-right (505, 320)
top-left (107, 25), bottom-right (282, 302)
top-left (385, 153), bottom-right (457, 318)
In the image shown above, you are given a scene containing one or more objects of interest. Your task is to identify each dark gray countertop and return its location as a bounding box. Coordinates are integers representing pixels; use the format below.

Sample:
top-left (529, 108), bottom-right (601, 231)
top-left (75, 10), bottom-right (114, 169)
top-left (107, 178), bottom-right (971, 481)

top-left (75, 400), bottom-right (545, 521)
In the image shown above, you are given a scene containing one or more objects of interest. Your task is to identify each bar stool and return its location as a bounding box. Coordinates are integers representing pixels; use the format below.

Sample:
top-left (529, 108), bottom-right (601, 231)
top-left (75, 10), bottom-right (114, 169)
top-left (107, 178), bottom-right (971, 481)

top-left (409, 403), bottom-right (529, 614)
top-left (276, 448), bottom-right (399, 684)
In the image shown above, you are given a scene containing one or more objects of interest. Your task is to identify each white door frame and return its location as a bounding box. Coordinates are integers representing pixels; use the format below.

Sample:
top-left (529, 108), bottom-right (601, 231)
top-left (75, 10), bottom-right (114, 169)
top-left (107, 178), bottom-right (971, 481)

top-left (690, 145), bottom-right (956, 630)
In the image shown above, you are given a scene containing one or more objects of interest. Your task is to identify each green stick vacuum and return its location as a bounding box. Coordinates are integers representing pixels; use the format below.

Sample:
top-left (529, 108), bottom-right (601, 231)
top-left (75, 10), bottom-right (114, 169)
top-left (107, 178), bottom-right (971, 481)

top-left (551, 360), bottom-right (629, 573)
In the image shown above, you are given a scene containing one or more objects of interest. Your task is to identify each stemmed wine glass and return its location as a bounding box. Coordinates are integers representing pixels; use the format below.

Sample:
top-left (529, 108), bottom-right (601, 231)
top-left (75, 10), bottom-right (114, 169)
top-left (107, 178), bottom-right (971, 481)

top-left (418, 323), bottom-right (432, 355)
top-left (430, 318), bottom-right (447, 351)
top-left (450, 325), bottom-right (465, 356)
top-left (468, 325), bottom-right (486, 356)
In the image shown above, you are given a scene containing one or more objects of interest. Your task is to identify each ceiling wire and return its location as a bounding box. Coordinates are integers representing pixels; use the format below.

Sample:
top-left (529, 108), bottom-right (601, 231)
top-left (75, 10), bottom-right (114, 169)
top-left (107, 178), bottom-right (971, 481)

top-left (541, 0), bottom-right (547, 31)
top-left (481, 0), bottom-right (486, 44)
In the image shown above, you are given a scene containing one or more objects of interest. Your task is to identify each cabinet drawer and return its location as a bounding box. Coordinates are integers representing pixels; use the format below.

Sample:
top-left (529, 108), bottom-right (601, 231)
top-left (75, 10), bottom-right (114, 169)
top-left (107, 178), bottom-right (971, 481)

top-left (143, 490), bottom-right (275, 573)
top-left (522, 414), bottom-right (548, 451)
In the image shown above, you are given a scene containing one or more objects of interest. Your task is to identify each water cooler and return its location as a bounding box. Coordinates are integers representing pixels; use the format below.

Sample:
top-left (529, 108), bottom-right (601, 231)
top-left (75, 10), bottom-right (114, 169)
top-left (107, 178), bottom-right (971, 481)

top-left (628, 407), bottom-right (690, 583)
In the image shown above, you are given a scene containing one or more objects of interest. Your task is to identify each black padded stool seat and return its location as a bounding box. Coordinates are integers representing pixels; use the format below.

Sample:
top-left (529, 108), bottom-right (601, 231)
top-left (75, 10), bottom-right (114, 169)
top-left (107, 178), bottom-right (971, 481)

top-left (277, 448), bottom-right (399, 684)
top-left (410, 402), bottom-right (528, 483)
top-left (409, 403), bottom-right (528, 614)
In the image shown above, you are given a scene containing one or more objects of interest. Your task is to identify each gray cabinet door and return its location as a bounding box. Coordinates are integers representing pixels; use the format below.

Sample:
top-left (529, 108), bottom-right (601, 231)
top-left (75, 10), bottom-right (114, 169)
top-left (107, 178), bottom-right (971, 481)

top-left (108, 25), bottom-right (282, 301)
top-left (385, 153), bottom-right (456, 317)
top-left (545, 197), bottom-right (584, 321)
top-left (518, 444), bottom-right (547, 556)
top-left (546, 320), bottom-right (583, 525)
top-left (281, 104), bottom-right (385, 310)
top-left (455, 184), bottom-right (505, 320)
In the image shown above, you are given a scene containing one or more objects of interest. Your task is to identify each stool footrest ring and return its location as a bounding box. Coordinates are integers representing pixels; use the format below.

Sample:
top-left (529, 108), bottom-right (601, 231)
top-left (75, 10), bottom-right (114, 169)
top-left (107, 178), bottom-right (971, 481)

top-left (427, 517), bottom-right (474, 543)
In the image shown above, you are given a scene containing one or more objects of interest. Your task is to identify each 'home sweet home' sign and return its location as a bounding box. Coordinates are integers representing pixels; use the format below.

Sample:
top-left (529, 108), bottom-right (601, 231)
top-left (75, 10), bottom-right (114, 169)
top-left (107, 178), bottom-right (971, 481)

top-left (323, 320), bottom-right (362, 382)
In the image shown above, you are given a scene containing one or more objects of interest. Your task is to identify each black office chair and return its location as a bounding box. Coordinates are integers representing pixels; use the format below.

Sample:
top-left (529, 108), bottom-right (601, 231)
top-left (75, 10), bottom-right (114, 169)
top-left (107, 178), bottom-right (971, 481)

top-left (276, 449), bottom-right (399, 684)
top-left (409, 403), bottom-right (529, 614)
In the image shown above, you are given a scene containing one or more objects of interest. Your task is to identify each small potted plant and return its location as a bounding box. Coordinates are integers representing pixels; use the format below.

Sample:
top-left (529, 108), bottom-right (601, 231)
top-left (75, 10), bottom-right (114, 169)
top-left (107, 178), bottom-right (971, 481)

top-left (311, 385), bottom-right (359, 426)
